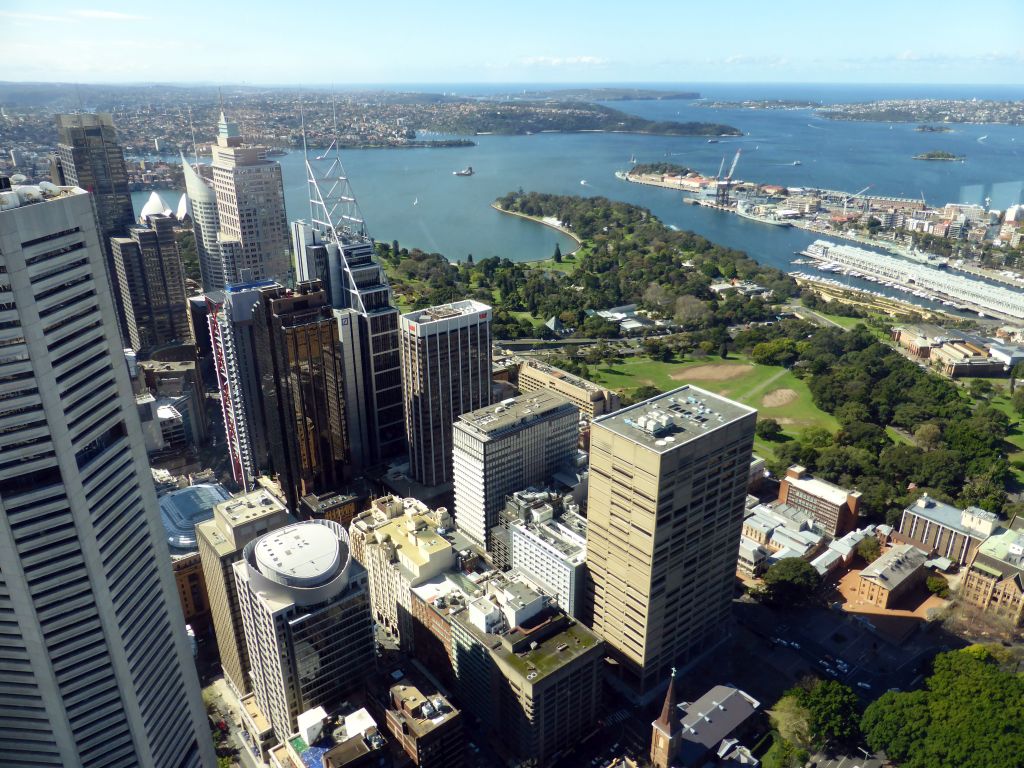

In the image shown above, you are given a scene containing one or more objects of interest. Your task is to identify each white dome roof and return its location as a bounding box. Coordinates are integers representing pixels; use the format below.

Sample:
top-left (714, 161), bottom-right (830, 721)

top-left (175, 193), bottom-right (189, 220)
top-left (139, 191), bottom-right (171, 222)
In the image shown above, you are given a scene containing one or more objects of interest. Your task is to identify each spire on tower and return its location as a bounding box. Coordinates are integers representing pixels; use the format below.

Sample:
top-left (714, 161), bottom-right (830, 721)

top-left (656, 667), bottom-right (680, 734)
top-left (650, 668), bottom-right (681, 768)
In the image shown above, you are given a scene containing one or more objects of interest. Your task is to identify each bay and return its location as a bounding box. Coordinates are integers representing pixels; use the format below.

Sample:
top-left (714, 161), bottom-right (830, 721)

top-left (132, 83), bottom-right (1024, 311)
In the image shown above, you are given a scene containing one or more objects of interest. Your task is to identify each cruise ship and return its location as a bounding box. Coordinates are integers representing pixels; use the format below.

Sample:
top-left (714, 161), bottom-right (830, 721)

top-left (801, 240), bottom-right (1024, 320)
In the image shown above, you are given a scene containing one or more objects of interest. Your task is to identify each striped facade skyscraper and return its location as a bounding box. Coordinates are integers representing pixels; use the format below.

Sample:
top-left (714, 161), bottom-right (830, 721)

top-left (0, 178), bottom-right (214, 767)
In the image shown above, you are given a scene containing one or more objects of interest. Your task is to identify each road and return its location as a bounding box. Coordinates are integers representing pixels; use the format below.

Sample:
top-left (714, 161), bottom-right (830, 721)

top-left (785, 302), bottom-right (847, 330)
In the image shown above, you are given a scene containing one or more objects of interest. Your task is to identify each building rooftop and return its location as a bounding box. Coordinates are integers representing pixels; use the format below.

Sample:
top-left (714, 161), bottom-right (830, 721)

top-left (255, 523), bottom-right (342, 588)
top-left (389, 680), bottom-right (459, 738)
top-left (370, 512), bottom-right (452, 572)
top-left (784, 467), bottom-right (854, 507)
top-left (456, 390), bottom-right (577, 439)
top-left (594, 385), bottom-right (755, 453)
top-left (0, 179), bottom-right (87, 211)
top-left (904, 495), bottom-right (998, 535)
top-left (860, 544), bottom-right (929, 591)
top-left (677, 686), bottom-right (760, 764)
top-left (970, 518), bottom-right (1024, 579)
top-left (159, 483), bottom-right (231, 555)
top-left (402, 299), bottom-right (491, 325)
top-left (276, 707), bottom-right (385, 768)
top-left (520, 358), bottom-right (609, 397)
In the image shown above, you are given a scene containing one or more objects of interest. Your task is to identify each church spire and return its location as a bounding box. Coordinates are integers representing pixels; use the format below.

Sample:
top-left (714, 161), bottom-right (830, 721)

top-left (650, 668), bottom-right (680, 768)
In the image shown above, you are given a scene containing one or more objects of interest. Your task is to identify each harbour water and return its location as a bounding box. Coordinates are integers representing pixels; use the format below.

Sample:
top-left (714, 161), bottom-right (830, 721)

top-left (133, 84), bottom-right (1024, 308)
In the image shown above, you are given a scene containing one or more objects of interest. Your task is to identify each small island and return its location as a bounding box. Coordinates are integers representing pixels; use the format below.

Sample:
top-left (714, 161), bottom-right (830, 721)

top-left (628, 162), bottom-right (698, 177)
top-left (915, 124), bottom-right (953, 133)
top-left (913, 151), bottom-right (964, 161)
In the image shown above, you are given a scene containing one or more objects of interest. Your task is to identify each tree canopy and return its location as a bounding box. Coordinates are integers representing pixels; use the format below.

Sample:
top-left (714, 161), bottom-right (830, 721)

top-left (757, 558), bottom-right (820, 606)
top-left (862, 648), bottom-right (1024, 768)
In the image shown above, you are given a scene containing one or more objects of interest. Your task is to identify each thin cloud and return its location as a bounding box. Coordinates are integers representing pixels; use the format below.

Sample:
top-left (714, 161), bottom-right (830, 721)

top-left (520, 55), bottom-right (608, 68)
top-left (71, 10), bottom-right (147, 21)
top-left (0, 11), bottom-right (69, 22)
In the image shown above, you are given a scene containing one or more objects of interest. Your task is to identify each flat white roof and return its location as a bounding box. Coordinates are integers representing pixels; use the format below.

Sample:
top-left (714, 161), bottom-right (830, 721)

top-left (255, 523), bottom-right (340, 587)
top-left (787, 474), bottom-right (851, 507)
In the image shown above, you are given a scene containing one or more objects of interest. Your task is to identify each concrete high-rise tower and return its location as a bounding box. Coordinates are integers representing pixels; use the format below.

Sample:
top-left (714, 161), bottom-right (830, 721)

top-left (209, 112), bottom-right (290, 284)
top-left (110, 212), bottom-right (193, 352)
top-left (54, 113), bottom-right (137, 339)
top-left (585, 386), bottom-right (755, 702)
top-left (0, 178), bottom-right (215, 767)
top-left (399, 300), bottom-right (492, 487)
top-left (452, 390), bottom-right (579, 548)
top-left (233, 519), bottom-right (375, 740)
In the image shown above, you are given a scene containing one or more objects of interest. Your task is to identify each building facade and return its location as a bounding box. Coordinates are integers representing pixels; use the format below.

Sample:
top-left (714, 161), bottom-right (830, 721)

top-left (856, 544), bottom-right (928, 608)
top-left (0, 179), bottom-right (214, 767)
top-left (233, 520), bottom-right (375, 741)
top-left (110, 213), bottom-right (192, 351)
top-left (293, 220), bottom-right (405, 465)
top-left (960, 517), bottom-right (1024, 626)
top-left (400, 300), bottom-right (492, 487)
top-left (209, 112), bottom-right (291, 284)
top-left (196, 485), bottom-right (291, 697)
top-left (778, 465), bottom-right (861, 537)
top-left (253, 281), bottom-right (350, 512)
top-left (585, 387), bottom-right (756, 701)
top-left (897, 494), bottom-right (999, 566)
top-left (452, 391), bottom-right (579, 548)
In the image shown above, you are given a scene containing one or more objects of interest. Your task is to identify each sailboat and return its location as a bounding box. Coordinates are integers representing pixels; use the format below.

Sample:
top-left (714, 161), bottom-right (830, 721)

top-left (413, 197), bottom-right (419, 206)
top-left (630, 154), bottom-right (637, 163)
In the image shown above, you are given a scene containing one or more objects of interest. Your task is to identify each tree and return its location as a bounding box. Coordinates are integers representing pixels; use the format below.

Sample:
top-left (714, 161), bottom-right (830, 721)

top-left (756, 418), bottom-right (784, 441)
top-left (1013, 387), bottom-right (1024, 416)
top-left (914, 422), bottom-right (943, 451)
top-left (553, 243), bottom-right (562, 262)
top-left (795, 680), bottom-right (862, 748)
top-left (856, 536), bottom-right (881, 563)
top-left (758, 558), bottom-right (820, 606)
top-left (969, 378), bottom-right (995, 400)
top-left (863, 648), bottom-right (1024, 768)
top-left (926, 575), bottom-right (950, 598)
top-left (624, 385), bottom-right (662, 405)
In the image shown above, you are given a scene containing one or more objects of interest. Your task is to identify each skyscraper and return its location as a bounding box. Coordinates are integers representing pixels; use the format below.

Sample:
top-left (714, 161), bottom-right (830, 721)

top-left (181, 154), bottom-right (226, 290)
top-left (110, 212), bottom-right (193, 352)
top-left (233, 519), bottom-right (375, 740)
top-left (54, 113), bottom-right (136, 338)
top-left (209, 112), bottom-right (290, 284)
top-left (206, 281), bottom-right (276, 490)
top-left (0, 178), bottom-right (215, 767)
top-left (585, 386), bottom-right (756, 701)
top-left (452, 390), bottom-right (579, 548)
top-left (252, 281), bottom-right (350, 511)
top-left (399, 300), bottom-right (492, 487)
top-left (292, 207), bottom-right (404, 466)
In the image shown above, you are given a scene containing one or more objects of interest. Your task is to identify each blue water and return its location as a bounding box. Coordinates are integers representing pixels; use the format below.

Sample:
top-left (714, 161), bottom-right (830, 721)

top-left (133, 83), bottom-right (1024, 306)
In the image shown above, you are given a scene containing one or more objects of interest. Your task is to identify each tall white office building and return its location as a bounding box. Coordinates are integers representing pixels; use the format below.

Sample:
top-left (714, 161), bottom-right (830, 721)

top-left (181, 154), bottom-right (227, 290)
top-left (0, 179), bottom-right (215, 767)
top-left (452, 390), bottom-right (579, 548)
top-left (233, 519), bottom-right (375, 741)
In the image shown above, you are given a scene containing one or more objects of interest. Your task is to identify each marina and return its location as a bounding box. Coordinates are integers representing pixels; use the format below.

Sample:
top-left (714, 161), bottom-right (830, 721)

top-left (800, 240), bottom-right (1024, 321)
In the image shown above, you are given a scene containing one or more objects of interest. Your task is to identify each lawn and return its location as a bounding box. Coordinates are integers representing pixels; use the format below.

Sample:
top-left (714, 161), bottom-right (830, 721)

top-left (588, 354), bottom-right (839, 459)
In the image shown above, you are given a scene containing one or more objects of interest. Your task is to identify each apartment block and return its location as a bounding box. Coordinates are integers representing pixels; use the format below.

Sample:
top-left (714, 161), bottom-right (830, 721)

top-left (517, 358), bottom-right (620, 420)
top-left (778, 465), bottom-right (861, 537)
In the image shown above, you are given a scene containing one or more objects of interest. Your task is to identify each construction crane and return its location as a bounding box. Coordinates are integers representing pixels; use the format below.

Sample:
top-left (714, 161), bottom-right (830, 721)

top-left (841, 184), bottom-right (872, 215)
top-left (716, 149), bottom-right (742, 206)
top-left (715, 156), bottom-right (726, 181)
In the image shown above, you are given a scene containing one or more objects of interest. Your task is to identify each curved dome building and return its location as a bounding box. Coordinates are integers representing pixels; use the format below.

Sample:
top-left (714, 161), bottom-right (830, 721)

top-left (233, 520), bottom-right (374, 743)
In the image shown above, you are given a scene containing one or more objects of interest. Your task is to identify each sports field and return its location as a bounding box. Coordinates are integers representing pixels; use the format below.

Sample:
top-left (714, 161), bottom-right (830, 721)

top-left (591, 355), bottom-right (839, 458)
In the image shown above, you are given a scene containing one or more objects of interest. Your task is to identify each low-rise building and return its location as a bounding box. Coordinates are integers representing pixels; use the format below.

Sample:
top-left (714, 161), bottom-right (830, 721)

top-left (349, 495), bottom-right (454, 645)
top-left (386, 679), bottom-right (464, 768)
top-left (897, 494), bottom-right (999, 566)
top-left (856, 544), bottom-right (929, 608)
top-left (269, 706), bottom-right (390, 768)
top-left (778, 465), bottom-right (860, 536)
top-left (890, 323), bottom-right (961, 359)
top-left (929, 340), bottom-right (1006, 378)
top-left (517, 358), bottom-right (621, 421)
top-left (960, 517), bottom-right (1024, 626)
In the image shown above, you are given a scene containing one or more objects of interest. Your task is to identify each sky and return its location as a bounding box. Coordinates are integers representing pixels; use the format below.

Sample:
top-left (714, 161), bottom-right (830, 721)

top-left (1, 0), bottom-right (1023, 85)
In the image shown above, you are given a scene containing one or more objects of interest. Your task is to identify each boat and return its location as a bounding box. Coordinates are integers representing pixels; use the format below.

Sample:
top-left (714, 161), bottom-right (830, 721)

top-left (266, 148), bottom-right (287, 156)
top-left (580, 180), bottom-right (588, 186)
top-left (736, 205), bottom-right (792, 228)
top-left (413, 198), bottom-right (418, 206)
top-left (629, 154), bottom-right (637, 163)
top-left (453, 166), bottom-right (474, 176)
top-left (791, 160), bottom-right (801, 166)
top-left (707, 139), bottom-right (719, 143)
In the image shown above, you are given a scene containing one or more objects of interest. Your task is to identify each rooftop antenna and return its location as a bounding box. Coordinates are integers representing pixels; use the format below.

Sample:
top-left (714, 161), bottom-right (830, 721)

top-left (218, 87), bottom-right (225, 119)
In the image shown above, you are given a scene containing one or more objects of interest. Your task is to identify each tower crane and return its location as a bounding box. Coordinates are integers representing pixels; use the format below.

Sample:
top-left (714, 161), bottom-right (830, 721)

top-left (715, 149), bottom-right (742, 206)
top-left (841, 184), bottom-right (872, 215)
